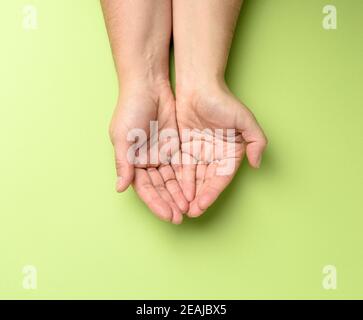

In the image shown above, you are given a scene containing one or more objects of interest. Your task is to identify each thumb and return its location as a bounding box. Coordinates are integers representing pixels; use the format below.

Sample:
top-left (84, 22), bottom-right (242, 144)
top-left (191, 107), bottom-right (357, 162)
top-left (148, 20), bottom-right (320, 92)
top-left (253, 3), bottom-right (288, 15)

top-left (236, 108), bottom-right (268, 169)
top-left (113, 140), bottom-right (135, 192)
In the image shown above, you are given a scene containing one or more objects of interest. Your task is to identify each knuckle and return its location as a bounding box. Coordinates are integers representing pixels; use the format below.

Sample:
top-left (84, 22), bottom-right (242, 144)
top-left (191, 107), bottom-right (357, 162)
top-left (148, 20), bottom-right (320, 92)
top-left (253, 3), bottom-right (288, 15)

top-left (115, 159), bottom-right (125, 171)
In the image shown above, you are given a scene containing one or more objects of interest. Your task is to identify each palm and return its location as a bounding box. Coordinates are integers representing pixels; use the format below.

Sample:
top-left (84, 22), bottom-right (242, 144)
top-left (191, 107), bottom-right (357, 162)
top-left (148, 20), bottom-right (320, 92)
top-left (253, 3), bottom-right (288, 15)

top-left (176, 88), bottom-right (266, 217)
top-left (110, 86), bottom-right (188, 224)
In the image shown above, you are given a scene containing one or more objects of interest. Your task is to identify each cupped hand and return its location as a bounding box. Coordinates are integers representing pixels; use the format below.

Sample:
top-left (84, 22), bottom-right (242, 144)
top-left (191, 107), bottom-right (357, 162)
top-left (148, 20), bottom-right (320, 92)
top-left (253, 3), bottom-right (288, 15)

top-left (109, 83), bottom-right (188, 224)
top-left (176, 84), bottom-right (268, 217)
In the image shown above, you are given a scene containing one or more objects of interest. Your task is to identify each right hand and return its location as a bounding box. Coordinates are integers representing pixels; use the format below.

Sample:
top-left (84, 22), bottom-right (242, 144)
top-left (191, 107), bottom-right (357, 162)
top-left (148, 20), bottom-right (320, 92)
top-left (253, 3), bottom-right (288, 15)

top-left (109, 82), bottom-right (188, 224)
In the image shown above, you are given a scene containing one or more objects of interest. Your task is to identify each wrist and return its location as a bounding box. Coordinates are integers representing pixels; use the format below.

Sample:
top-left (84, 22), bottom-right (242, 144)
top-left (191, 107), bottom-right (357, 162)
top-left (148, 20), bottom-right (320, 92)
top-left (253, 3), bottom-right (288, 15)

top-left (175, 75), bottom-right (227, 103)
top-left (116, 52), bottom-right (170, 93)
top-left (119, 75), bottom-right (171, 95)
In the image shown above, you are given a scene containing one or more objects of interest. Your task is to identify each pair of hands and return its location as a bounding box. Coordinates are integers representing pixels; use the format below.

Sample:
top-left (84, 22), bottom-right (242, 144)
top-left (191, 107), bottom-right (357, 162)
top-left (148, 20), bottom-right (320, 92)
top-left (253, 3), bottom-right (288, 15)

top-left (109, 80), bottom-right (267, 224)
top-left (102, 0), bottom-right (267, 224)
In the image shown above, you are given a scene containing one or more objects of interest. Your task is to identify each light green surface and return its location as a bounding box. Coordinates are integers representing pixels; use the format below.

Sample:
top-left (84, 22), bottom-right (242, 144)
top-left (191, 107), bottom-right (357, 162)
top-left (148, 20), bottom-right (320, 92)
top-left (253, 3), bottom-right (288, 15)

top-left (0, 0), bottom-right (362, 299)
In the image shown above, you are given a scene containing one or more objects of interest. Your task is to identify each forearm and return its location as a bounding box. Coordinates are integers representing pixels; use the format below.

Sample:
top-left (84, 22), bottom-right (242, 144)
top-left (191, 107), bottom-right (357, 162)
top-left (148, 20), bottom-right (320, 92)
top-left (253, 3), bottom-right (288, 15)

top-left (173, 0), bottom-right (243, 91)
top-left (101, 0), bottom-right (172, 89)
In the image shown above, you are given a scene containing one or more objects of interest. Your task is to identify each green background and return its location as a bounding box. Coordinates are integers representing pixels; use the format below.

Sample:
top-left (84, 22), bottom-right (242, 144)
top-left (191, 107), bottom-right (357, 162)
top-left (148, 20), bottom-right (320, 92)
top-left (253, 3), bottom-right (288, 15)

top-left (0, 0), bottom-right (362, 299)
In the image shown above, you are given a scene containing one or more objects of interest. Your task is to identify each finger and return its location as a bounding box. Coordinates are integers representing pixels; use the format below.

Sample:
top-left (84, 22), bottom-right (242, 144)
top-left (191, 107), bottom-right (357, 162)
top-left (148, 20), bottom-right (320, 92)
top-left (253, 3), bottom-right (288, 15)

top-left (195, 162), bottom-right (207, 196)
top-left (172, 163), bottom-right (183, 187)
top-left (133, 168), bottom-right (172, 222)
top-left (159, 165), bottom-right (189, 214)
top-left (188, 200), bottom-right (204, 218)
top-left (188, 162), bottom-right (218, 217)
top-left (147, 168), bottom-right (183, 224)
top-left (236, 109), bottom-right (268, 169)
top-left (170, 202), bottom-right (183, 225)
top-left (198, 159), bottom-right (239, 211)
top-left (113, 141), bottom-right (134, 192)
top-left (181, 153), bottom-right (196, 202)
top-left (171, 152), bottom-right (183, 185)
top-left (189, 159), bottom-right (240, 217)
top-left (147, 168), bottom-right (173, 202)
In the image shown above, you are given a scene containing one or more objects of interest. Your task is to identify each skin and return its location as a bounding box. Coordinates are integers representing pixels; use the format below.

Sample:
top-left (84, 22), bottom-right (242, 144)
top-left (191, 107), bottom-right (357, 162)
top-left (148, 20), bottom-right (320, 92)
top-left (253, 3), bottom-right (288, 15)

top-left (173, 0), bottom-right (268, 217)
top-left (101, 0), bottom-right (188, 224)
top-left (101, 0), bottom-right (268, 222)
